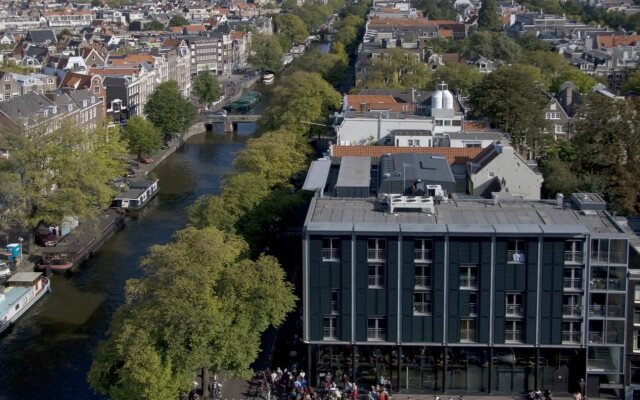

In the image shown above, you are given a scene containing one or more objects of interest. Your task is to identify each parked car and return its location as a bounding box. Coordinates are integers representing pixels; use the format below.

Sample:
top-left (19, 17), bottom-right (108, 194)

top-left (138, 156), bottom-right (154, 164)
top-left (0, 262), bottom-right (11, 280)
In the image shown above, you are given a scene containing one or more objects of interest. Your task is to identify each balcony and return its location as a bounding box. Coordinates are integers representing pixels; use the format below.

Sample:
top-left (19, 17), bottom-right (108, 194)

top-left (367, 249), bottom-right (385, 261)
top-left (415, 276), bottom-right (431, 288)
top-left (588, 305), bottom-right (624, 318)
top-left (590, 278), bottom-right (624, 291)
top-left (322, 248), bottom-right (340, 261)
top-left (564, 277), bottom-right (583, 290)
top-left (588, 331), bottom-right (622, 344)
top-left (505, 330), bottom-right (523, 342)
top-left (562, 331), bottom-right (580, 343)
top-left (563, 305), bottom-right (582, 317)
top-left (323, 327), bottom-right (337, 340)
top-left (507, 250), bottom-right (526, 264)
top-left (564, 251), bottom-right (584, 264)
top-left (367, 328), bottom-right (386, 341)
top-left (591, 251), bottom-right (626, 264)
top-left (414, 249), bottom-right (432, 263)
top-left (506, 305), bottom-right (524, 317)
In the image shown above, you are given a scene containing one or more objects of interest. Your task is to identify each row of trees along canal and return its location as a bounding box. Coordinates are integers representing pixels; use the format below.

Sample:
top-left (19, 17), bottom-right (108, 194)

top-left (355, 0), bottom-right (640, 214)
top-left (87, 1), bottom-right (372, 399)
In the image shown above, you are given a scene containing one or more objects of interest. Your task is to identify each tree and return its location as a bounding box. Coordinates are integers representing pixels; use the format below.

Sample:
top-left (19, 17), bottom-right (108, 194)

top-left (0, 122), bottom-right (127, 228)
top-left (466, 31), bottom-right (521, 63)
top-left (366, 48), bottom-right (432, 90)
top-left (169, 14), bottom-right (189, 27)
top-left (88, 227), bottom-right (297, 400)
top-left (144, 19), bottom-right (165, 31)
top-left (145, 80), bottom-right (197, 137)
top-left (540, 157), bottom-right (579, 196)
top-left (623, 68), bottom-right (640, 94)
top-left (419, 0), bottom-right (457, 20)
top-left (275, 14), bottom-right (309, 49)
top-left (550, 68), bottom-right (599, 94)
top-left (433, 63), bottom-right (482, 95)
top-left (58, 28), bottom-right (72, 38)
top-left (293, 50), bottom-right (347, 85)
top-left (260, 71), bottom-right (341, 134)
top-left (122, 116), bottom-right (163, 159)
top-left (470, 65), bottom-right (549, 154)
top-left (192, 70), bottom-right (221, 107)
top-left (478, 0), bottom-right (502, 31)
top-left (248, 34), bottom-right (284, 72)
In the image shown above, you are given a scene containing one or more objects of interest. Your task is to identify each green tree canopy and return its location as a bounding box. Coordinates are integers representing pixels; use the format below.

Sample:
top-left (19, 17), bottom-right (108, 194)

top-left (144, 19), bottom-right (165, 31)
top-left (0, 122), bottom-right (127, 227)
top-left (416, 0), bottom-right (457, 20)
top-left (88, 226), bottom-right (297, 400)
top-left (470, 65), bottom-right (549, 155)
top-left (169, 14), bottom-right (189, 27)
top-left (466, 31), bottom-right (522, 63)
top-left (550, 68), bottom-right (599, 94)
top-left (145, 80), bottom-right (197, 137)
top-left (478, 0), bottom-right (502, 31)
top-left (261, 71), bottom-right (341, 134)
top-left (192, 70), bottom-right (221, 106)
top-left (623, 68), bottom-right (640, 93)
top-left (433, 63), bottom-right (482, 95)
top-left (248, 33), bottom-right (284, 72)
top-left (366, 48), bottom-right (432, 90)
top-left (122, 116), bottom-right (163, 158)
top-left (275, 13), bottom-right (310, 49)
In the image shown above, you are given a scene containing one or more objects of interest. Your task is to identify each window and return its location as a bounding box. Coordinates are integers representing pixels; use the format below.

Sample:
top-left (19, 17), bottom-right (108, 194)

top-left (505, 320), bottom-right (523, 342)
top-left (563, 321), bottom-right (581, 343)
top-left (323, 316), bottom-right (338, 339)
top-left (635, 285), bottom-right (640, 303)
top-left (415, 264), bottom-right (431, 288)
top-left (545, 112), bottom-right (560, 119)
top-left (460, 265), bottom-right (478, 289)
top-left (322, 238), bottom-right (340, 261)
top-left (564, 267), bottom-right (582, 290)
top-left (635, 329), bottom-right (640, 351)
top-left (469, 292), bottom-right (478, 315)
top-left (368, 264), bottom-right (384, 288)
top-left (367, 238), bottom-right (386, 261)
top-left (460, 318), bottom-right (476, 342)
top-left (563, 294), bottom-right (582, 317)
top-left (635, 309), bottom-right (640, 326)
top-left (94, 85), bottom-right (100, 93)
top-left (330, 289), bottom-right (339, 314)
top-left (413, 291), bottom-right (431, 315)
top-left (4, 84), bottom-right (9, 90)
top-left (507, 240), bottom-right (525, 263)
top-left (565, 240), bottom-right (583, 264)
top-left (367, 317), bottom-right (386, 341)
top-left (555, 124), bottom-right (565, 134)
top-left (506, 293), bottom-right (523, 317)
top-left (414, 239), bottom-right (432, 262)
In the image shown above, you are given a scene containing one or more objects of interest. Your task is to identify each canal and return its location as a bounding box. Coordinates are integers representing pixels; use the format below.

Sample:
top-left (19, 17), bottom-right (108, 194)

top-left (0, 131), bottom-right (249, 400)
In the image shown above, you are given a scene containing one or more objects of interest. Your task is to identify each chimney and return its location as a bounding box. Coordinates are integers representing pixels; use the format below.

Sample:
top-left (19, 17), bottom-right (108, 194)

top-left (360, 103), bottom-right (366, 114)
top-left (556, 193), bottom-right (564, 208)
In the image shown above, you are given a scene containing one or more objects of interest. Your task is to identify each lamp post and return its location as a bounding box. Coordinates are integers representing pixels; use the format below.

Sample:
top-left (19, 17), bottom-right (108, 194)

top-left (18, 237), bottom-right (23, 267)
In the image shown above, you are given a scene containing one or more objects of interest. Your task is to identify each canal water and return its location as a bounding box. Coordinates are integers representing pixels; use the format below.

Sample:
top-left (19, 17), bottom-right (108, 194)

top-left (0, 130), bottom-right (249, 400)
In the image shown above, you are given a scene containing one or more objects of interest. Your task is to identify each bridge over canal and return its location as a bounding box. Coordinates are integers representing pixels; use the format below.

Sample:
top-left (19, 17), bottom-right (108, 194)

top-left (202, 114), bottom-right (261, 133)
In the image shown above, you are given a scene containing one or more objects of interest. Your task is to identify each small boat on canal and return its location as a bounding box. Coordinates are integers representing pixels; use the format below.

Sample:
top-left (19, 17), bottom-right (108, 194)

top-left (262, 72), bottom-right (275, 84)
top-left (0, 272), bottom-right (51, 335)
top-left (224, 91), bottom-right (261, 113)
top-left (36, 209), bottom-right (125, 273)
top-left (111, 179), bottom-right (159, 212)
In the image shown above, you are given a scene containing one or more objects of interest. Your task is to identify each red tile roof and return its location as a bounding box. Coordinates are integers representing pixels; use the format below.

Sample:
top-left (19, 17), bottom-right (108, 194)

top-left (597, 34), bottom-right (640, 48)
top-left (330, 146), bottom-right (484, 165)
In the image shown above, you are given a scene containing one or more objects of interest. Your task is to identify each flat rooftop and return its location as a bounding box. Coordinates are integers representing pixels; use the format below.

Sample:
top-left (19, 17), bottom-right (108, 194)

top-left (306, 197), bottom-right (623, 235)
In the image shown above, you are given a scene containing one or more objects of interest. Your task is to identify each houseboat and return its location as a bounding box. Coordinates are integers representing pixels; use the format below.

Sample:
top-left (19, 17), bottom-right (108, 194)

top-left (262, 72), bottom-right (275, 84)
top-left (0, 272), bottom-right (51, 334)
top-left (37, 209), bottom-right (125, 273)
top-left (290, 45), bottom-right (306, 56)
top-left (111, 179), bottom-right (159, 211)
top-left (224, 91), bottom-right (262, 113)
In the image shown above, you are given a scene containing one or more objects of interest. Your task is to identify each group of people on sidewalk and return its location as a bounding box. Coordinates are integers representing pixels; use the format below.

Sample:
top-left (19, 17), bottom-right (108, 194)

top-left (257, 368), bottom-right (362, 400)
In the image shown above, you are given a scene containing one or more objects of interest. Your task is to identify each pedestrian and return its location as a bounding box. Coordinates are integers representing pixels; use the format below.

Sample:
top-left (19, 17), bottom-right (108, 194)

top-left (572, 391), bottom-right (582, 400)
top-left (578, 378), bottom-right (586, 396)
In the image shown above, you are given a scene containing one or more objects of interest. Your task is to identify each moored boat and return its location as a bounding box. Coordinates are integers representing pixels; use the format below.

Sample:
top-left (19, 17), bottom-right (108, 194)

top-left (224, 91), bottom-right (262, 113)
top-left (111, 179), bottom-right (159, 211)
top-left (262, 73), bottom-right (275, 84)
top-left (0, 272), bottom-right (51, 335)
top-left (37, 209), bottom-right (125, 273)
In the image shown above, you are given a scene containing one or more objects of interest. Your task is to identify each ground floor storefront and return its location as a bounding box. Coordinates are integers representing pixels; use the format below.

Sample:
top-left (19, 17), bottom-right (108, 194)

top-left (308, 345), bottom-right (592, 397)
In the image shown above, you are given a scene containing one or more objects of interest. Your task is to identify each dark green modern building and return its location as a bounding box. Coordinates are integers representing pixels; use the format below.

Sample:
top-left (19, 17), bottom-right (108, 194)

top-left (302, 156), bottom-right (629, 399)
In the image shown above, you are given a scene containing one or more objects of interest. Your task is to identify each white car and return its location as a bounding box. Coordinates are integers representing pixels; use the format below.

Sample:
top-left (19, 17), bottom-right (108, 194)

top-left (0, 263), bottom-right (11, 280)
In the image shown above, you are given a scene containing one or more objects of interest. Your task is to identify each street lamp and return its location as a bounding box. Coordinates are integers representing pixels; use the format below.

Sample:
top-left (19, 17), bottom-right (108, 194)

top-left (402, 162), bottom-right (413, 195)
top-left (18, 237), bottom-right (23, 267)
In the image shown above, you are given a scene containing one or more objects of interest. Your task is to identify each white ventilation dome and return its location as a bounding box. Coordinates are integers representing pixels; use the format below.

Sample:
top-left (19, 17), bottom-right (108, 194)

top-left (431, 89), bottom-right (443, 109)
top-left (443, 89), bottom-right (454, 110)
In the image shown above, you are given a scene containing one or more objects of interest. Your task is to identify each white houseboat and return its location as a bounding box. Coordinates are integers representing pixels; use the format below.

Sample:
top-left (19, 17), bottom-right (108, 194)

top-left (111, 179), bottom-right (159, 211)
top-left (0, 272), bottom-right (51, 334)
top-left (262, 72), bottom-right (275, 84)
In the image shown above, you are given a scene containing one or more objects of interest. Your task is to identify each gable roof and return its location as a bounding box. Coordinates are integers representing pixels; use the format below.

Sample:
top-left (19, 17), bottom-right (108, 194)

top-left (26, 29), bottom-right (57, 45)
top-left (330, 145), bottom-right (483, 165)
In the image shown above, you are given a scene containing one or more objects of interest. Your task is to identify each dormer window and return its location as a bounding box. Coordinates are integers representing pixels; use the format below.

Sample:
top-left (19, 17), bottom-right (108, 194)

top-left (83, 100), bottom-right (87, 107)
top-left (4, 76), bottom-right (9, 81)
top-left (68, 104), bottom-right (73, 112)
top-left (91, 96), bottom-right (95, 103)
